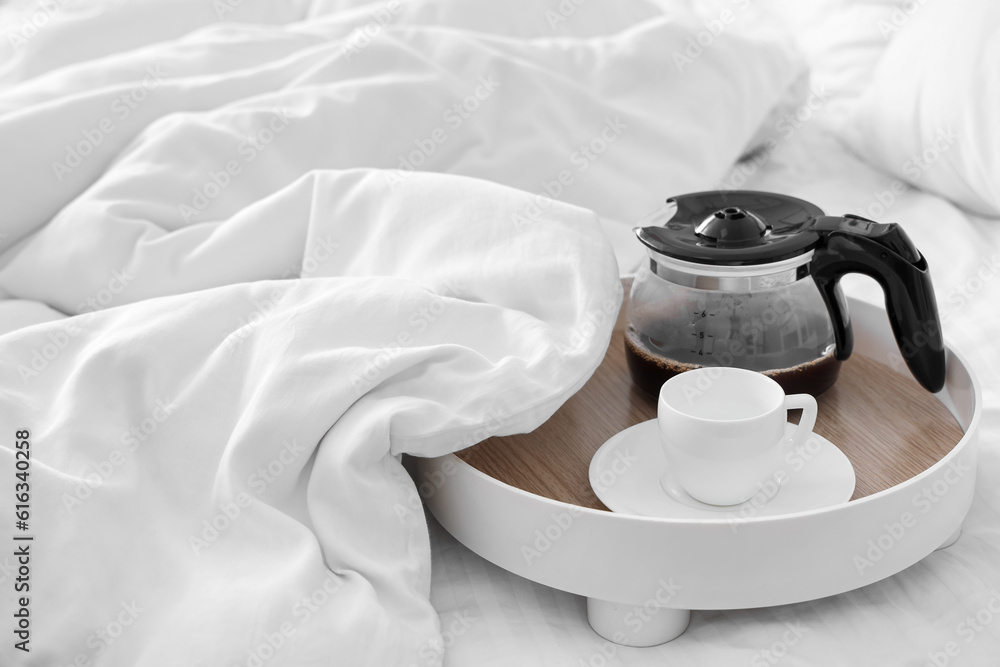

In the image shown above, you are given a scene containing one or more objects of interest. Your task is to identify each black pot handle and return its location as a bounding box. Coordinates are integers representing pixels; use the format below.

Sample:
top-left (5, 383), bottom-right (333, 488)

top-left (810, 215), bottom-right (946, 393)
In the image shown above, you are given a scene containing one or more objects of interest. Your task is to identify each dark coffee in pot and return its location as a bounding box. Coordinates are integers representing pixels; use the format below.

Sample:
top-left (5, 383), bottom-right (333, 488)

top-left (624, 326), bottom-right (841, 398)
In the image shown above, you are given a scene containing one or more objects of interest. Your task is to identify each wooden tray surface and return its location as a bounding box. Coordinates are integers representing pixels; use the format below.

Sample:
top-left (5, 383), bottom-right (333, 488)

top-left (456, 331), bottom-right (965, 510)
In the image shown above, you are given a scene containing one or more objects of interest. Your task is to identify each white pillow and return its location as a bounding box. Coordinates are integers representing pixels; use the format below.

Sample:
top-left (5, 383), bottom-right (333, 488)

top-left (842, 0), bottom-right (1000, 217)
top-left (752, 0), bottom-right (905, 104)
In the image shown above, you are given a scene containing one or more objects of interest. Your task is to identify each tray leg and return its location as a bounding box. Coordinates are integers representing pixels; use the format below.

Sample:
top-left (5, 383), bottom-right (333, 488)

top-left (586, 597), bottom-right (690, 647)
top-left (935, 525), bottom-right (962, 551)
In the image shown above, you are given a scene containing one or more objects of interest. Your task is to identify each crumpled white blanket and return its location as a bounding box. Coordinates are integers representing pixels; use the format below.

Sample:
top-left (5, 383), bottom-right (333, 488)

top-left (2, 167), bottom-right (623, 667)
top-left (0, 1), bottom-right (804, 665)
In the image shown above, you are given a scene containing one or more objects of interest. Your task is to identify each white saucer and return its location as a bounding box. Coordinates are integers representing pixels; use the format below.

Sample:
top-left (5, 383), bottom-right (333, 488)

top-left (589, 420), bottom-right (855, 520)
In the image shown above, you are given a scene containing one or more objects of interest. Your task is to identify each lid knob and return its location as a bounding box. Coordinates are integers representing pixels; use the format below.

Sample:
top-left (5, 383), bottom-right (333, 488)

top-left (694, 207), bottom-right (768, 244)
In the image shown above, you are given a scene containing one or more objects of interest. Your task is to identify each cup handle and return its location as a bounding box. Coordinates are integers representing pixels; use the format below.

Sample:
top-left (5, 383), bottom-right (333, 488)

top-left (784, 394), bottom-right (818, 454)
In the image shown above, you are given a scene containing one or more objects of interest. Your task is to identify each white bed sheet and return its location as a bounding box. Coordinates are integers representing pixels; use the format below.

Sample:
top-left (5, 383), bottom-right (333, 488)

top-left (426, 61), bottom-right (1000, 667)
top-left (2, 0), bottom-right (998, 664)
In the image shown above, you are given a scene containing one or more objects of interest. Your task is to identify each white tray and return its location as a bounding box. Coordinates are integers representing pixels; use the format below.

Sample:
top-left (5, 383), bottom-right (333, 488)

top-left (416, 298), bottom-right (981, 646)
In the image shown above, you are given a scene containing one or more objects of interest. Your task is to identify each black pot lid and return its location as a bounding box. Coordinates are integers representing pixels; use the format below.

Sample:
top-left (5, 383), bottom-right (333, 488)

top-left (637, 191), bottom-right (827, 266)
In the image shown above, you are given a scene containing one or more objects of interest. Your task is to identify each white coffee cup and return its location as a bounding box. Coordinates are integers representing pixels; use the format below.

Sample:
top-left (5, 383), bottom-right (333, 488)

top-left (657, 367), bottom-right (818, 506)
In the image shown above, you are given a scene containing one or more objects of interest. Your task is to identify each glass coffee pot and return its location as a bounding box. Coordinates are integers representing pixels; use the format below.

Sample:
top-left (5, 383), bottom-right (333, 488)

top-left (626, 191), bottom-right (946, 397)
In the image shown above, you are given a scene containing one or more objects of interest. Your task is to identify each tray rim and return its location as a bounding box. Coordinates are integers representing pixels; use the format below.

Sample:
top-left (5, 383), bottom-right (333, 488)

top-left (417, 297), bottom-right (982, 610)
top-left (436, 297), bottom-right (981, 524)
